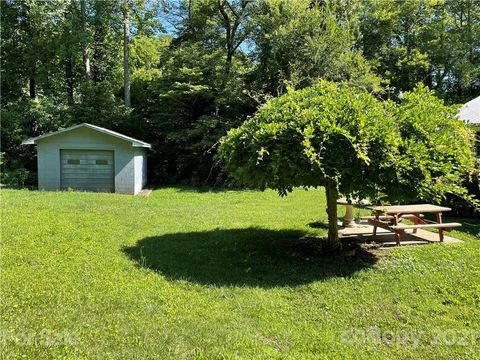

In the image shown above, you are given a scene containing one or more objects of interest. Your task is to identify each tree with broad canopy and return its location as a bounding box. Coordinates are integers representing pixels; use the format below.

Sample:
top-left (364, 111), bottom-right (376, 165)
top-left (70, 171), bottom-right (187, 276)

top-left (218, 81), bottom-right (476, 249)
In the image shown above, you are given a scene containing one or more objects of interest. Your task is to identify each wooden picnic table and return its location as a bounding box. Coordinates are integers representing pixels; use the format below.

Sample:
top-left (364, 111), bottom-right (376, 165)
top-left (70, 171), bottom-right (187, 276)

top-left (366, 204), bottom-right (461, 245)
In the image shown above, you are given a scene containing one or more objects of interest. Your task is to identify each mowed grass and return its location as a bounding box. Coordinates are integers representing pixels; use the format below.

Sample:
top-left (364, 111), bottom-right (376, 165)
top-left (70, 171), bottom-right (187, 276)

top-left (1, 187), bottom-right (479, 359)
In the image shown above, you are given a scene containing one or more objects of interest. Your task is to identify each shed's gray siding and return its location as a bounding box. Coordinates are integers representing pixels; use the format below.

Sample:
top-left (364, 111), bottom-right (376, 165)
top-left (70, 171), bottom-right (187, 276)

top-left (36, 127), bottom-right (146, 194)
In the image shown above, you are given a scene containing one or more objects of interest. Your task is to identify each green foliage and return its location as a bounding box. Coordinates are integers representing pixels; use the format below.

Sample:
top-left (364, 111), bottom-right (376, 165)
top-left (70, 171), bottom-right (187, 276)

top-left (0, 168), bottom-right (33, 188)
top-left (219, 80), bottom-right (397, 198)
top-left (218, 81), bottom-right (476, 205)
top-left (0, 0), bottom-right (71, 102)
top-left (132, 41), bottom-right (255, 182)
top-left (1, 0), bottom-right (478, 187)
top-left (444, 162), bottom-right (480, 217)
top-left (251, 0), bottom-right (382, 96)
top-left (130, 35), bottom-right (170, 71)
top-left (360, 0), bottom-right (480, 101)
top-left (69, 82), bottom-right (131, 130)
top-left (390, 85), bottom-right (476, 202)
top-left (0, 97), bottom-right (68, 180)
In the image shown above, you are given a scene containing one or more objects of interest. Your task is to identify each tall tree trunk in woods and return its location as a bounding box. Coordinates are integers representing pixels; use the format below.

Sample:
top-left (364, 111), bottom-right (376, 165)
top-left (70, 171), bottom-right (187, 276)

top-left (467, 1), bottom-right (473, 63)
top-left (80, 0), bottom-right (91, 77)
top-left (325, 178), bottom-right (340, 249)
top-left (188, 0), bottom-right (193, 24)
top-left (225, 49), bottom-right (233, 76)
top-left (22, 1), bottom-right (36, 99)
top-left (218, 1), bottom-right (234, 76)
top-left (65, 51), bottom-right (74, 103)
top-left (92, 0), bottom-right (105, 84)
top-left (218, 0), bottom-right (251, 77)
top-left (123, 0), bottom-right (131, 107)
top-left (29, 73), bottom-right (36, 99)
top-left (64, 2), bottom-right (74, 104)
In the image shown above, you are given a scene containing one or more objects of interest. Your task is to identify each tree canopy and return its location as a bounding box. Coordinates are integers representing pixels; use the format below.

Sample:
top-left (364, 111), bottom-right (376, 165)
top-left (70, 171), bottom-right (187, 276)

top-left (218, 81), bottom-right (476, 246)
top-left (1, 0), bottom-right (479, 189)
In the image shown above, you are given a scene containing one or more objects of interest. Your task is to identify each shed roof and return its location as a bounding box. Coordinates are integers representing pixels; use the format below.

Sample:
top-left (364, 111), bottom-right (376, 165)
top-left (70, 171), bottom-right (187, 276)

top-left (458, 96), bottom-right (480, 125)
top-left (22, 123), bottom-right (151, 148)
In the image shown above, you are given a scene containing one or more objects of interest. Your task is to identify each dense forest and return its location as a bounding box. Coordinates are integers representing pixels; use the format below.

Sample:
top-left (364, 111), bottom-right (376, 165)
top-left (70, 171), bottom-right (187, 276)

top-left (2, 0), bottom-right (479, 186)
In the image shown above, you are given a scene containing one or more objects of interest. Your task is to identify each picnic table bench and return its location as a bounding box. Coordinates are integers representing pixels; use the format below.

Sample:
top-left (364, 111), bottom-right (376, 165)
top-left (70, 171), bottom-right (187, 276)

top-left (366, 204), bottom-right (461, 245)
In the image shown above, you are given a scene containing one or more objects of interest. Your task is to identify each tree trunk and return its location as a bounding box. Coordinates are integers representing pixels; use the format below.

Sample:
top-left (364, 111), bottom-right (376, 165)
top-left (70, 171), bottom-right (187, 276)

top-left (65, 52), bottom-right (74, 103)
top-left (123, 0), bottom-right (131, 107)
top-left (65, 2), bottom-right (74, 104)
top-left (92, 0), bottom-right (105, 84)
top-left (325, 178), bottom-right (340, 249)
top-left (218, 0), bottom-right (248, 77)
top-left (23, 1), bottom-right (36, 99)
top-left (225, 50), bottom-right (233, 76)
top-left (80, 0), bottom-right (91, 77)
top-left (29, 74), bottom-right (36, 99)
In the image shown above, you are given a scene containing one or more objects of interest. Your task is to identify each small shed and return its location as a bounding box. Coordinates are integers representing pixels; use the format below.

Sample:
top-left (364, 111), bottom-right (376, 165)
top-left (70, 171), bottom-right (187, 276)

top-left (22, 123), bottom-right (151, 194)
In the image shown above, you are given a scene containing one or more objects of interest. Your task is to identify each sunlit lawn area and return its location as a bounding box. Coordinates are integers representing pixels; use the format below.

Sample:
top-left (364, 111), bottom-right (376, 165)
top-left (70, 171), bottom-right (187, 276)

top-left (1, 188), bottom-right (479, 358)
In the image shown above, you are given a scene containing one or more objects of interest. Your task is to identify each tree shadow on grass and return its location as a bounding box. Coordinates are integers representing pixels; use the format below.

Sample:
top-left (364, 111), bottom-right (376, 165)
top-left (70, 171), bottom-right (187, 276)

top-left (307, 221), bottom-right (330, 230)
top-left (448, 217), bottom-right (480, 239)
top-left (122, 228), bottom-right (379, 288)
top-left (160, 185), bottom-right (235, 194)
top-left (424, 214), bottom-right (480, 239)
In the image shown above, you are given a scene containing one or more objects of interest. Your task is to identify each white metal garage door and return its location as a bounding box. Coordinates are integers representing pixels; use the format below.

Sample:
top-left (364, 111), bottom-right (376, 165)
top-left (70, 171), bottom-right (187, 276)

top-left (60, 149), bottom-right (114, 192)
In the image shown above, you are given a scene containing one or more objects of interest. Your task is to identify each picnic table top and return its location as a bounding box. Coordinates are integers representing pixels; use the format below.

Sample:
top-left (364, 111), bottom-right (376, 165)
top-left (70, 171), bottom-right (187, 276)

top-left (369, 204), bottom-right (451, 214)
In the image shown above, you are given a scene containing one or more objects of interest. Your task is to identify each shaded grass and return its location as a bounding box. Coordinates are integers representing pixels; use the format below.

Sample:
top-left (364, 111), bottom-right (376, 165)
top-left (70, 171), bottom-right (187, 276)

top-left (1, 187), bottom-right (479, 359)
top-left (123, 228), bottom-right (378, 288)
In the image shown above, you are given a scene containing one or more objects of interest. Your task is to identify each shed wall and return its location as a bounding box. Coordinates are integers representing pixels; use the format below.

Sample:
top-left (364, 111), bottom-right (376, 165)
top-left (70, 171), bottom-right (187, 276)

top-left (133, 148), bottom-right (146, 194)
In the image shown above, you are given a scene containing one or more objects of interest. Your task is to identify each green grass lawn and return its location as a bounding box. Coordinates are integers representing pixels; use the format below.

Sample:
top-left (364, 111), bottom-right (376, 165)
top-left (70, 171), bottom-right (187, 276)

top-left (1, 187), bottom-right (479, 359)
